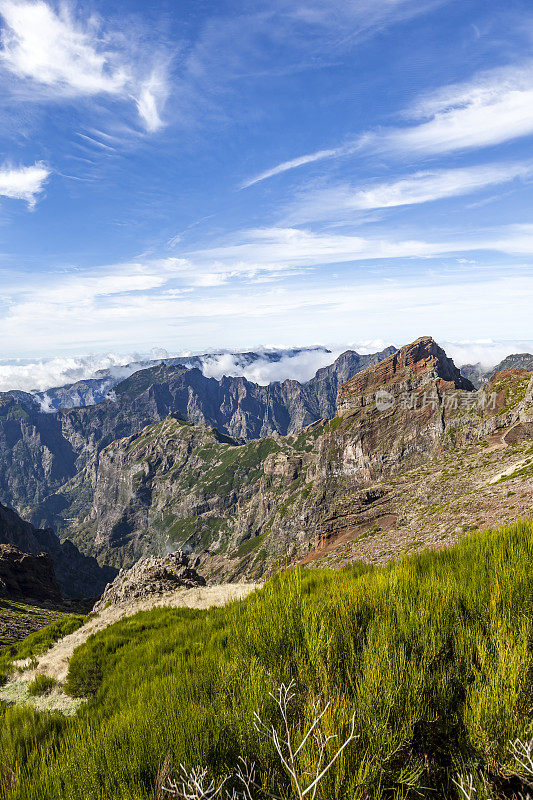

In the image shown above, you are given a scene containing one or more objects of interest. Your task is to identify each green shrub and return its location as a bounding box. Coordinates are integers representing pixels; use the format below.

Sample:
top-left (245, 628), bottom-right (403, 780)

top-left (64, 640), bottom-right (105, 698)
top-left (27, 674), bottom-right (57, 697)
top-left (0, 614), bottom-right (86, 677)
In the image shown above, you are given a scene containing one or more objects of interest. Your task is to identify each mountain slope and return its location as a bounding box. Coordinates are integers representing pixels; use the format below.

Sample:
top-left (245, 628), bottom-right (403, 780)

top-left (68, 337), bottom-right (533, 576)
top-left (486, 352), bottom-right (533, 379)
top-left (0, 503), bottom-right (115, 598)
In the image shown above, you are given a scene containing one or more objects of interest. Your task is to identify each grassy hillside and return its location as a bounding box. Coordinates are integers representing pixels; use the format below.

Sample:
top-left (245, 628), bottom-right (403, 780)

top-left (0, 614), bottom-right (86, 684)
top-left (1, 520), bottom-right (533, 799)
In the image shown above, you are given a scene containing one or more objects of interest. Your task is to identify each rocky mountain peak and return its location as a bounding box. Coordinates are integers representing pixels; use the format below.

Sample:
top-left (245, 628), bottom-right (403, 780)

top-left (337, 336), bottom-right (473, 414)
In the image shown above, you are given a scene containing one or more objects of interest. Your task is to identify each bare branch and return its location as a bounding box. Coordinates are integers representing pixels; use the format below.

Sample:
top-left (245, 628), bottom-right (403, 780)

top-left (452, 774), bottom-right (476, 800)
top-left (164, 765), bottom-right (228, 799)
top-left (510, 739), bottom-right (533, 779)
top-left (254, 682), bottom-right (358, 800)
top-left (166, 683), bottom-right (357, 800)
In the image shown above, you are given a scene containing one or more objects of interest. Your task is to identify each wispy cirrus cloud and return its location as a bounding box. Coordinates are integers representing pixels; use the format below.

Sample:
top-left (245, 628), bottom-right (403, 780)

top-left (382, 62), bottom-right (533, 155)
top-left (0, 161), bottom-right (50, 207)
top-left (0, 0), bottom-right (169, 131)
top-left (286, 162), bottom-right (533, 222)
top-left (241, 143), bottom-right (359, 188)
top-left (243, 59), bottom-right (533, 186)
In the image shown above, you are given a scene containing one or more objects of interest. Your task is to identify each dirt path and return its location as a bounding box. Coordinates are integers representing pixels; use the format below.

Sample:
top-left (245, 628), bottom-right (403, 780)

top-left (0, 583), bottom-right (258, 714)
top-left (32, 582), bottom-right (257, 683)
top-left (487, 456), bottom-right (530, 485)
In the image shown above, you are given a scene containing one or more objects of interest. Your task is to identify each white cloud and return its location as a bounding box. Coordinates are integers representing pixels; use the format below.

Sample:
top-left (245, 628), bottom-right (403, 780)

top-left (241, 144), bottom-right (358, 188)
top-left (0, 0), bottom-right (127, 94)
top-left (135, 66), bottom-right (168, 132)
top-left (187, 226), bottom-right (443, 270)
top-left (200, 348), bottom-right (341, 384)
top-left (382, 63), bottom-right (533, 155)
top-left (184, 221), bottom-right (533, 276)
top-left (0, 160), bottom-right (50, 206)
top-left (0, 0), bottom-right (168, 131)
top-left (1, 224), bottom-right (533, 356)
top-left (488, 224), bottom-right (533, 255)
top-left (2, 267), bottom-right (532, 356)
top-left (0, 351), bottom-right (156, 393)
top-left (246, 60), bottom-right (533, 186)
top-left (287, 162), bottom-right (533, 222)
top-left (443, 340), bottom-right (533, 369)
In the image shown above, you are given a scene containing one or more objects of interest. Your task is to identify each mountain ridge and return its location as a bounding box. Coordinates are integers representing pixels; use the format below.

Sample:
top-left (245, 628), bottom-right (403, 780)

top-left (0, 502), bottom-right (115, 598)
top-left (65, 337), bottom-right (533, 576)
top-left (0, 345), bottom-right (396, 532)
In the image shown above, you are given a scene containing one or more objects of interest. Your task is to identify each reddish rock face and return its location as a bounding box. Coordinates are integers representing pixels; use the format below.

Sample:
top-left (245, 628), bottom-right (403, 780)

top-left (337, 336), bottom-right (474, 415)
top-left (318, 338), bottom-right (477, 484)
top-left (0, 543), bottom-right (62, 603)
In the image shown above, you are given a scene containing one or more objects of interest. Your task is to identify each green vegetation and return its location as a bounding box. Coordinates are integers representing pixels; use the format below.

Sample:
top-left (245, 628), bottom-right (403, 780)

top-left (0, 400), bottom-right (30, 422)
top-left (197, 437), bottom-right (282, 496)
top-left (27, 675), bottom-right (57, 697)
top-left (497, 458), bottom-right (533, 483)
top-left (489, 372), bottom-right (531, 413)
top-left (0, 615), bottom-right (86, 679)
top-left (167, 516), bottom-right (228, 548)
top-left (236, 531), bottom-right (267, 558)
top-left (1, 520), bottom-right (533, 798)
top-left (324, 415), bottom-right (343, 432)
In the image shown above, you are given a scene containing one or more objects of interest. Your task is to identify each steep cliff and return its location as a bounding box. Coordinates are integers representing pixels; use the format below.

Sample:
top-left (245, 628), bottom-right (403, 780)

top-left (0, 544), bottom-right (61, 603)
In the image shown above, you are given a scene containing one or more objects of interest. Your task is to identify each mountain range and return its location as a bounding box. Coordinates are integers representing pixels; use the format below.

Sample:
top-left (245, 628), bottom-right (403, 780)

top-left (70, 336), bottom-right (533, 578)
top-left (0, 337), bottom-right (531, 599)
top-left (0, 344), bottom-right (395, 533)
top-left (28, 347), bottom-right (333, 411)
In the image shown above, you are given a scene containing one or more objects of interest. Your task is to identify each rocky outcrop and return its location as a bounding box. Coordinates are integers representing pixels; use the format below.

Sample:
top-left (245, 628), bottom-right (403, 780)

top-left (326, 337), bottom-right (475, 481)
top-left (0, 502), bottom-right (115, 598)
top-left (93, 551), bottom-right (205, 612)
top-left (0, 543), bottom-right (61, 603)
top-left (486, 353), bottom-right (533, 380)
top-left (337, 336), bottom-right (473, 415)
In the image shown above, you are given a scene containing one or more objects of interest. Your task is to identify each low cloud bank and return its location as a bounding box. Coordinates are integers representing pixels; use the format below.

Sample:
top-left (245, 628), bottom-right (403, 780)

top-left (442, 340), bottom-right (533, 370)
top-left (200, 348), bottom-right (337, 385)
top-left (0, 349), bottom-right (169, 393)
top-left (0, 340), bottom-right (531, 397)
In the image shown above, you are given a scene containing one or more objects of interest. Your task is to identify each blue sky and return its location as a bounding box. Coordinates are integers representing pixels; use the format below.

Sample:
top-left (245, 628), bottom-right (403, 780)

top-left (1, 0), bottom-right (533, 358)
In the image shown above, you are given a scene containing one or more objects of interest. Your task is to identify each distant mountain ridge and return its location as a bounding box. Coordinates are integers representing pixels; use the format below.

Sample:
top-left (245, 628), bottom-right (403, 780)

top-left (0, 344), bottom-right (395, 537)
top-left (486, 352), bottom-right (533, 379)
top-left (69, 336), bottom-right (533, 576)
top-left (28, 347), bottom-right (333, 411)
top-left (461, 351), bottom-right (533, 387)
